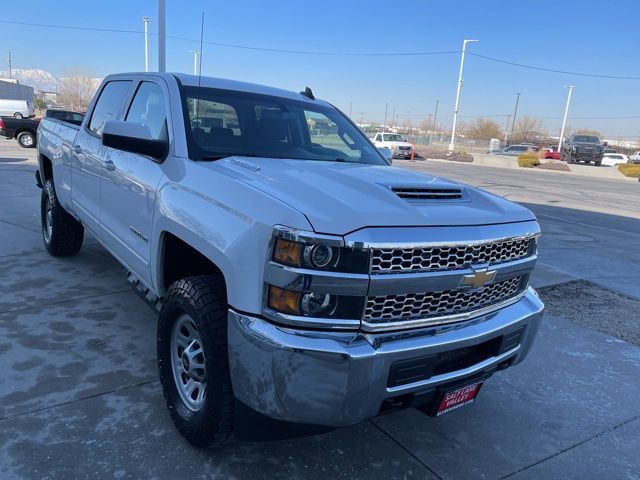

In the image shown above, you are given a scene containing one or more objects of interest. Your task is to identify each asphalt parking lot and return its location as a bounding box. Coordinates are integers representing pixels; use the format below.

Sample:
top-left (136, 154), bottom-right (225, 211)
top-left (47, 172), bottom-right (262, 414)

top-left (1, 141), bottom-right (639, 479)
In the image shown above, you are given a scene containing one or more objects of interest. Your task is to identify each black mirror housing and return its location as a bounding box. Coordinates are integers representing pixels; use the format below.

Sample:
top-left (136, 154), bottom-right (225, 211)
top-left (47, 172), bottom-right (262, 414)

top-left (101, 120), bottom-right (168, 161)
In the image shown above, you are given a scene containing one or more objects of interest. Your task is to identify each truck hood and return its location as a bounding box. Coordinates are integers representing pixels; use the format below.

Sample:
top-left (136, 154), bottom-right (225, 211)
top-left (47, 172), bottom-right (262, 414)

top-left (385, 142), bottom-right (413, 148)
top-left (212, 157), bottom-right (535, 234)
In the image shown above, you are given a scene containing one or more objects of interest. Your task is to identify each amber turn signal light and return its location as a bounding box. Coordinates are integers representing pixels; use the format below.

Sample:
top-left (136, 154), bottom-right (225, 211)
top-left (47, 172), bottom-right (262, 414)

top-left (268, 285), bottom-right (301, 315)
top-left (272, 238), bottom-right (303, 267)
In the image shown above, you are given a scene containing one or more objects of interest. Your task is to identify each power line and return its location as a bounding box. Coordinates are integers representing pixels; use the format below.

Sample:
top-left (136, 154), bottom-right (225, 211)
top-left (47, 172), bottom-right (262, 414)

top-left (2, 19), bottom-right (640, 79)
top-left (467, 52), bottom-right (640, 80)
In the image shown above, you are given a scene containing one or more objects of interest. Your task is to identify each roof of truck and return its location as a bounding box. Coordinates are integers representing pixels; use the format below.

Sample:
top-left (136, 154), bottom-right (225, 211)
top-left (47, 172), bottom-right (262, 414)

top-left (104, 72), bottom-right (326, 106)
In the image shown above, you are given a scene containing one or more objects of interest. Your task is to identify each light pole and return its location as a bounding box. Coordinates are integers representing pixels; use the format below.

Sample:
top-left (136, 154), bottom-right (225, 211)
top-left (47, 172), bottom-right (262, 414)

top-left (449, 39), bottom-right (478, 152)
top-left (558, 85), bottom-right (575, 151)
top-left (188, 50), bottom-right (199, 75)
top-left (143, 17), bottom-right (149, 72)
top-left (348, 102), bottom-right (352, 118)
top-left (158, 0), bottom-right (166, 72)
top-left (503, 114), bottom-right (511, 144)
top-left (383, 103), bottom-right (388, 130)
top-left (507, 92), bottom-right (521, 144)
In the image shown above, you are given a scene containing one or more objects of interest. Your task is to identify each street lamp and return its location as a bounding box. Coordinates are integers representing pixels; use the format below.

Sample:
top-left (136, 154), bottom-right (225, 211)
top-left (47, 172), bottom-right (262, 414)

top-left (142, 16), bottom-right (150, 72)
top-left (188, 50), bottom-right (199, 75)
top-left (558, 85), bottom-right (575, 151)
top-left (448, 39), bottom-right (478, 153)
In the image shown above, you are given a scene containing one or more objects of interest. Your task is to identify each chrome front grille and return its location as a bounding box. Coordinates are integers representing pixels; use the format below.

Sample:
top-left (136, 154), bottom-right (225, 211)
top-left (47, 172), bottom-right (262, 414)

top-left (371, 237), bottom-right (534, 274)
top-left (363, 276), bottom-right (524, 324)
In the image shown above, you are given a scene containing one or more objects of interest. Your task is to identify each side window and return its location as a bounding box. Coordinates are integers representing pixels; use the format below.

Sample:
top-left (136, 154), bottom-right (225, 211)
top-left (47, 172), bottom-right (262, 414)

top-left (89, 81), bottom-right (132, 135)
top-left (125, 82), bottom-right (167, 140)
top-left (375, 134), bottom-right (381, 141)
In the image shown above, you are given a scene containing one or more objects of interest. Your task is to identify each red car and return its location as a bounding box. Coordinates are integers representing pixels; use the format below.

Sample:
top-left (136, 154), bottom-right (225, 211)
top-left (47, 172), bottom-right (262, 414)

top-left (543, 147), bottom-right (561, 160)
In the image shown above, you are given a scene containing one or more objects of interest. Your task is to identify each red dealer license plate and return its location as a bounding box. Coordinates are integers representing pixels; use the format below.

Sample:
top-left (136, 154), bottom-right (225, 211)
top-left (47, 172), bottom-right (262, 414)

top-left (434, 381), bottom-right (483, 416)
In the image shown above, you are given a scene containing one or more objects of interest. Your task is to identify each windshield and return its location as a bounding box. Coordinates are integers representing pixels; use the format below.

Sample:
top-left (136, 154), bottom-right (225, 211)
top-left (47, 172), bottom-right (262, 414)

top-left (181, 86), bottom-right (386, 164)
top-left (573, 135), bottom-right (599, 143)
top-left (383, 134), bottom-right (405, 142)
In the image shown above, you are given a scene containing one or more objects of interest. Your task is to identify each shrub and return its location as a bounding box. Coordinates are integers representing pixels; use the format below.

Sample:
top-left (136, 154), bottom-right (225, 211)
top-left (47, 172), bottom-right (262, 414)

top-left (517, 154), bottom-right (540, 168)
top-left (618, 164), bottom-right (640, 177)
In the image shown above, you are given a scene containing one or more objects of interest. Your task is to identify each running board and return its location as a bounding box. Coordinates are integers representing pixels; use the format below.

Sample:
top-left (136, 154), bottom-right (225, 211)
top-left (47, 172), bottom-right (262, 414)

top-left (127, 271), bottom-right (163, 313)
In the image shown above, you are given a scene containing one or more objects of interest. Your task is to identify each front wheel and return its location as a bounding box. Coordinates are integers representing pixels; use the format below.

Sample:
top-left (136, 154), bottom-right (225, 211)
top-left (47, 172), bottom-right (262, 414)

top-left (17, 131), bottom-right (35, 148)
top-left (158, 275), bottom-right (234, 448)
top-left (41, 179), bottom-right (84, 256)
top-left (13, 112), bottom-right (23, 119)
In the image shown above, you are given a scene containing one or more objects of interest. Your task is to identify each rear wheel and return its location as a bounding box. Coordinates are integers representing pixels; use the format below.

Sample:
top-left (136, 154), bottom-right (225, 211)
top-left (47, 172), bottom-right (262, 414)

top-left (41, 179), bottom-right (84, 256)
top-left (17, 131), bottom-right (35, 148)
top-left (158, 275), bottom-right (234, 448)
top-left (13, 112), bottom-right (23, 119)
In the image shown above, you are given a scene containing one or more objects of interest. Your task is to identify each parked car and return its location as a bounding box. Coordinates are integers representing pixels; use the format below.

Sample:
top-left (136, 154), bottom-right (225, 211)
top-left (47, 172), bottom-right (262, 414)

top-left (601, 153), bottom-right (629, 167)
top-left (372, 132), bottom-right (413, 159)
top-left (498, 145), bottom-right (539, 156)
top-left (560, 134), bottom-right (605, 165)
top-left (45, 109), bottom-right (85, 126)
top-left (629, 151), bottom-right (640, 164)
top-left (0, 116), bottom-right (41, 148)
top-left (37, 72), bottom-right (543, 448)
top-left (542, 148), bottom-right (560, 160)
top-left (0, 98), bottom-right (34, 118)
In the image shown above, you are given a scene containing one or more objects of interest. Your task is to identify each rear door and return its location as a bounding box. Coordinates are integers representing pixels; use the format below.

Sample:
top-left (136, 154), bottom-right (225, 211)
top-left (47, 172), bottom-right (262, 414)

top-left (71, 80), bottom-right (132, 235)
top-left (99, 79), bottom-right (168, 285)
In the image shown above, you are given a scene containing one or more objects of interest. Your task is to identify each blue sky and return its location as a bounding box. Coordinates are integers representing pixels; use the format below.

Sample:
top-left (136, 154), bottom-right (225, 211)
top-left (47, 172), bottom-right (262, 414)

top-left (3, 0), bottom-right (639, 138)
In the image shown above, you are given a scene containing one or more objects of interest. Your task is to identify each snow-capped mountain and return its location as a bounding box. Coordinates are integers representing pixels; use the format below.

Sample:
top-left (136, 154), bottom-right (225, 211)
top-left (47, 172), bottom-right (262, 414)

top-left (0, 69), bottom-right (61, 92)
top-left (0, 68), bottom-right (103, 93)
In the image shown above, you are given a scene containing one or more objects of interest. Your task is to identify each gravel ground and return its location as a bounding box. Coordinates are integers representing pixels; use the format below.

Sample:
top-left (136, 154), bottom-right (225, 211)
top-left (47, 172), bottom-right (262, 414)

top-left (539, 280), bottom-right (640, 346)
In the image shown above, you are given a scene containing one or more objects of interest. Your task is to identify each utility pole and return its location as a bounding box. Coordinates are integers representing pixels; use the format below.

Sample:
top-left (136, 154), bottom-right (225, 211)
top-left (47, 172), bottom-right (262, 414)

top-left (143, 17), bottom-right (150, 72)
top-left (188, 50), bottom-right (199, 75)
top-left (7, 51), bottom-right (12, 79)
top-left (348, 102), bottom-right (352, 118)
top-left (449, 39), bottom-right (478, 152)
top-left (433, 99), bottom-right (439, 132)
top-left (507, 93), bottom-right (521, 144)
top-left (558, 85), bottom-right (575, 151)
top-left (359, 112), bottom-right (363, 125)
top-left (383, 103), bottom-right (388, 130)
top-left (503, 114), bottom-right (512, 144)
top-left (391, 107), bottom-right (396, 129)
top-left (158, 0), bottom-right (166, 72)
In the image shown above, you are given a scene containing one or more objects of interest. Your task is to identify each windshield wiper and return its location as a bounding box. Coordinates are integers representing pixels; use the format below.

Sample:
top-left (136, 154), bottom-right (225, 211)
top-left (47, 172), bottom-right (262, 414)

top-left (201, 154), bottom-right (231, 161)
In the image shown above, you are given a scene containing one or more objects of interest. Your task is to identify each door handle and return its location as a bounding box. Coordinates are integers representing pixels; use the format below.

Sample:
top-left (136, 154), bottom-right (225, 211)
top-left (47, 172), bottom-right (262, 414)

top-left (104, 159), bottom-right (115, 171)
top-left (72, 145), bottom-right (82, 154)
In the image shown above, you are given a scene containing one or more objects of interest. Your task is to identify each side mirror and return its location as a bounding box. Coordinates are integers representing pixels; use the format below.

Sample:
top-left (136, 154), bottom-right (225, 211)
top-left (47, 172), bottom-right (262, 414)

top-left (603, 141), bottom-right (608, 146)
top-left (102, 120), bottom-right (168, 161)
top-left (378, 146), bottom-right (393, 163)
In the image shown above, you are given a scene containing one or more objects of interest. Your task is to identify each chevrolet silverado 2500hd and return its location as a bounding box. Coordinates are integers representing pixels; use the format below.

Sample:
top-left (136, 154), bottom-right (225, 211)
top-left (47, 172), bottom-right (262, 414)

top-left (36, 73), bottom-right (544, 447)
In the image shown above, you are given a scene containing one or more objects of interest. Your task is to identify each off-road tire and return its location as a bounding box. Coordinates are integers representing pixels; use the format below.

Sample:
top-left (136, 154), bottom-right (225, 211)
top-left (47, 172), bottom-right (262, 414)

top-left (157, 275), bottom-right (234, 448)
top-left (41, 179), bottom-right (84, 256)
top-left (17, 131), bottom-right (35, 148)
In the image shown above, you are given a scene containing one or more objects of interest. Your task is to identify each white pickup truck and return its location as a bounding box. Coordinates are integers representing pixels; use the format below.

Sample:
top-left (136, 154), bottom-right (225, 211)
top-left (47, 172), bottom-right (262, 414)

top-left (372, 131), bottom-right (414, 159)
top-left (37, 73), bottom-right (543, 448)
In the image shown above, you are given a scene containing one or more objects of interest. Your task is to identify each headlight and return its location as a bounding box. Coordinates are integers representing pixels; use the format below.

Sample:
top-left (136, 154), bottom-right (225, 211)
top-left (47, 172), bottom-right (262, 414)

top-left (272, 231), bottom-right (369, 273)
top-left (267, 285), bottom-right (362, 320)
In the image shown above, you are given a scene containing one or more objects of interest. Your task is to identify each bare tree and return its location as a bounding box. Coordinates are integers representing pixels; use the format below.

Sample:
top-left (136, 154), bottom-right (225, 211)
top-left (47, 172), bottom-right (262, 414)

top-left (511, 116), bottom-right (547, 143)
top-left (575, 128), bottom-right (603, 138)
top-left (57, 69), bottom-right (97, 111)
top-left (466, 118), bottom-right (503, 140)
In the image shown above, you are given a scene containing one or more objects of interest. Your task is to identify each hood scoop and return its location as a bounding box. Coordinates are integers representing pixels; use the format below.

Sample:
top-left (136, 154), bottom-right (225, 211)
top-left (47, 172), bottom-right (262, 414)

top-left (390, 185), bottom-right (467, 202)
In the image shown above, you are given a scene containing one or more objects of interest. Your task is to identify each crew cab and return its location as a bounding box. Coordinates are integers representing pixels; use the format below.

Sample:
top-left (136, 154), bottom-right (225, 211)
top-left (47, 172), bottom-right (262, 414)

top-left (372, 132), bottom-right (413, 159)
top-left (36, 73), bottom-right (544, 448)
top-left (560, 134), bottom-right (605, 165)
top-left (0, 116), bottom-right (40, 148)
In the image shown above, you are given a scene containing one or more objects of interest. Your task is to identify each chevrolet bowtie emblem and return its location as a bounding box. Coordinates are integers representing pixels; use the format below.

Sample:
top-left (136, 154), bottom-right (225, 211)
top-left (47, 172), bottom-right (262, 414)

top-left (462, 268), bottom-right (497, 289)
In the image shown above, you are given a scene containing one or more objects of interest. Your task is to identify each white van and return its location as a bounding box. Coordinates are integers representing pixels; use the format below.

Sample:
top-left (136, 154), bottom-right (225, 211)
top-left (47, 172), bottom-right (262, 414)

top-left (0, 99), bottom-right (35, 118)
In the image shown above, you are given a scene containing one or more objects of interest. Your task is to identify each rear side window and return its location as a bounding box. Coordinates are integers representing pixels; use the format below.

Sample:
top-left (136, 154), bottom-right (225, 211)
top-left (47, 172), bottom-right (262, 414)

top-left (126, 82), bottom-right (167, 140)
top-left (89, 81), bottom-right (132, 135)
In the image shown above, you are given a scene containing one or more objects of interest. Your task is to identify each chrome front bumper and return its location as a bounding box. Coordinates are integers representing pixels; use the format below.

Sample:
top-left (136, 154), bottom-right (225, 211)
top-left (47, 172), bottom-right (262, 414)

top-left (228, 287), bottom-right (544, 427)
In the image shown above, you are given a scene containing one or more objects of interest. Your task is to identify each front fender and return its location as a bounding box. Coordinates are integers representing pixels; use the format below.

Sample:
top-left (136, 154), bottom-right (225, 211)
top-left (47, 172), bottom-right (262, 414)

top-left (151, 161), bottom-right (312, 314)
